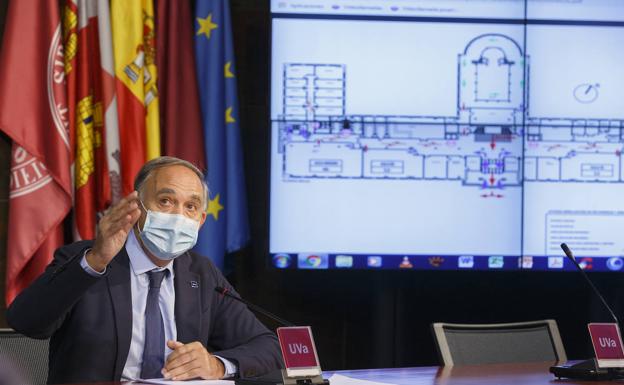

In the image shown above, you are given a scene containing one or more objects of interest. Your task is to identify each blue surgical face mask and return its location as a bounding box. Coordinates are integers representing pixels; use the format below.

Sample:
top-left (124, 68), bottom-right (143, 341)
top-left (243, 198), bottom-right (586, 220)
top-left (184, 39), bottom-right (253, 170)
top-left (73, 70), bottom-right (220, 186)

top-left (138, 201), bottom-right (200, 260)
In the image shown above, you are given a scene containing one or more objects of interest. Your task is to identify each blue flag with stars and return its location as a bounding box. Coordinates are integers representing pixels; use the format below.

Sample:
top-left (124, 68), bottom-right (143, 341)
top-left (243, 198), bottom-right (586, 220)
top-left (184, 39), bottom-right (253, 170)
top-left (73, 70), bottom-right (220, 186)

top-left (193, 0), bottom-right (249, 270)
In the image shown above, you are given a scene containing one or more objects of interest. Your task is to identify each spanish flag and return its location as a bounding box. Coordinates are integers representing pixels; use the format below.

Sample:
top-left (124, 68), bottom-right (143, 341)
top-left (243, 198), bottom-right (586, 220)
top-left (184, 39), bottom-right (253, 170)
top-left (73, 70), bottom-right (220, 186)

top-left (111, 0), bottom-right (160, 195)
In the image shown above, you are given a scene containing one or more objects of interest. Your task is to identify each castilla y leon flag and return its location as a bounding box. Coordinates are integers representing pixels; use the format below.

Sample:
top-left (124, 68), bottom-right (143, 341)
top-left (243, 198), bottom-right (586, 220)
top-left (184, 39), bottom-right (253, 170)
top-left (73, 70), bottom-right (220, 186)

top-left (64, 0), bottom-right (113, 241)
top-left (0, 0), bottom-right (72, 304)
top-left (95, 0), bottom-right (123, 207)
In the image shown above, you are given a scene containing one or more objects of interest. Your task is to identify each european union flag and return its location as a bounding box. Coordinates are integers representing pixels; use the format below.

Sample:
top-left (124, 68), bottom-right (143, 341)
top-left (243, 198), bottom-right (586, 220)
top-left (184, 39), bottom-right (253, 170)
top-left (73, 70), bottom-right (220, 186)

top-left (194, 0), bottom-right (249, 270)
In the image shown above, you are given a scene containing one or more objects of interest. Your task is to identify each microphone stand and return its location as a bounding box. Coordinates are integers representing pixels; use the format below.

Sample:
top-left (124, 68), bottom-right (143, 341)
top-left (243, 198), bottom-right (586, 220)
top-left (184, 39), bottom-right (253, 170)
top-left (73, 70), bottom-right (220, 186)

top-left (215, 286), bottom-right (295, 327)
top-left (215, 287), bottom-right (330, 385)
top-left (550, 244), bottom-right (624, 380)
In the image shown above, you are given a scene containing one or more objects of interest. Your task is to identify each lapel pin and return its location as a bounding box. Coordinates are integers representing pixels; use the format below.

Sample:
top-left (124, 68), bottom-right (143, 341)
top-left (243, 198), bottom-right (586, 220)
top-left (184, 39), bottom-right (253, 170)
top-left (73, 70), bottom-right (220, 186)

top-left (190, 281), bottom-right (199, 288)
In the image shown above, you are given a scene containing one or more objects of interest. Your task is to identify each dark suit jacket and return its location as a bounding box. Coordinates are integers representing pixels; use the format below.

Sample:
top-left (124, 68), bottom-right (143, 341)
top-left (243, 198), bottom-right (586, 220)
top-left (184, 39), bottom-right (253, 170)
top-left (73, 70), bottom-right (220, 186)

top-left (6, 241), bottom-right (282, 384)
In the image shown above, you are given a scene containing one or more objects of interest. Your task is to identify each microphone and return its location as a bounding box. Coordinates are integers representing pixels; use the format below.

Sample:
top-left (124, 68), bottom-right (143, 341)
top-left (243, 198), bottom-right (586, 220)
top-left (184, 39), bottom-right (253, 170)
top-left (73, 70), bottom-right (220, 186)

top-left (560, 243), bottom-right (619, 325)
top-left (217, 287), bottom-right (331, 385)
top-left (550, 244), bottom-right (624, 380)
top-left (215, 286), bottom-right (295, 327)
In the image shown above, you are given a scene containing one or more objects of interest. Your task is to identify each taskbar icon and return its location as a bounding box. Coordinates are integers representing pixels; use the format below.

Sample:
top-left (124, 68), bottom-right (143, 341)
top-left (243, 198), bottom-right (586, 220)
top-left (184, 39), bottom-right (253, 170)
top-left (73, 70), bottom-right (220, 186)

top-left (297, 253), bottom-right (329, 269)
top-left (367, 256), bottom-right (383, 268)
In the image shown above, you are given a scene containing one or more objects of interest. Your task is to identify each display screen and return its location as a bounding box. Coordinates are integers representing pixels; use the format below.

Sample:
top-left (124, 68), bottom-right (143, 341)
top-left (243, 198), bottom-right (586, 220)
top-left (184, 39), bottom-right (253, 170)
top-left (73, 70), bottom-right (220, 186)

top-left (269, 0), bottom-right (624, 271)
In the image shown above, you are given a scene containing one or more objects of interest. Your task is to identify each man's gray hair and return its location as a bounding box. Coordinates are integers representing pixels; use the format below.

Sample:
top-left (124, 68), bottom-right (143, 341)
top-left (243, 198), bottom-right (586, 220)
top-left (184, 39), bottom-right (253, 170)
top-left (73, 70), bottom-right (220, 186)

top-left (134, 156), bottom-right (209, 210)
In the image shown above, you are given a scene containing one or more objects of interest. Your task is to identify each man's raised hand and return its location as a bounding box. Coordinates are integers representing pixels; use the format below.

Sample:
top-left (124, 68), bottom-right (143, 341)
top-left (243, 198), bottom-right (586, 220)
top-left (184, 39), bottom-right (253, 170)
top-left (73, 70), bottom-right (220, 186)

top-left (85, 191), bottom-right (141, 272)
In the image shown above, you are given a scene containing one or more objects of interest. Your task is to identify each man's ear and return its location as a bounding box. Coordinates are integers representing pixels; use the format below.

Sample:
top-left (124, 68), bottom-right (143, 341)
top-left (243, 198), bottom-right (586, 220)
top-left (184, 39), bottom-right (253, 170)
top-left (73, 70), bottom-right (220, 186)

top-left (199, 211), bottom-right (207, 227)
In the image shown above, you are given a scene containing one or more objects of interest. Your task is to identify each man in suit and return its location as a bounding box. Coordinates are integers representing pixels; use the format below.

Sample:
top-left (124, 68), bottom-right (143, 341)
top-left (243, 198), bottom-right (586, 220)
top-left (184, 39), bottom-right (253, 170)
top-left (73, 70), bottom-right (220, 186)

top-left (7, 156), bottom-right (282, 384)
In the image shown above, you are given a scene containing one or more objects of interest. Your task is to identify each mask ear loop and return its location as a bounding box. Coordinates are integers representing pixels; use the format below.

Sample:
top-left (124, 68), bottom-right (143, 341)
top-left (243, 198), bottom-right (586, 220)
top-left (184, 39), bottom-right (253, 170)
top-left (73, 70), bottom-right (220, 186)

top-left (136, 199), bottom-right (149, 233)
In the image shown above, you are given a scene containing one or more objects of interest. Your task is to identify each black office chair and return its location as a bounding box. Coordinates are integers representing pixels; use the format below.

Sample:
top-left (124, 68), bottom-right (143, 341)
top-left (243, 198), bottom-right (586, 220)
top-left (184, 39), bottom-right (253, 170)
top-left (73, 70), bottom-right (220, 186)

top-left (0, 329), bottom-right (48, 385)
top-left (432, 320), bottom-right (567, 366)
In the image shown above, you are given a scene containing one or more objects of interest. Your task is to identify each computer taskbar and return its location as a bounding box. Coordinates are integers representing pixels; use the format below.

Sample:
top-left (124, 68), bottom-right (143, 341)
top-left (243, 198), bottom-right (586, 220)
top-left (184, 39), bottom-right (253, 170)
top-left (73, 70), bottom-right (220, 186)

top-left (270, 253), bottom-right (624, 272)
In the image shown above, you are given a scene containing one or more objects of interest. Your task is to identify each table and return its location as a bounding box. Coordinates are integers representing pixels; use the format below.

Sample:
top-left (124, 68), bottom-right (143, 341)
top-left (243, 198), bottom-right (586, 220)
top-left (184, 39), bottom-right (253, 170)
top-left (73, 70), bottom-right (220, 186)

top-left (326, 362), bottom-right (618, 385)
top-left (50, 362), bottom-right (621, 385)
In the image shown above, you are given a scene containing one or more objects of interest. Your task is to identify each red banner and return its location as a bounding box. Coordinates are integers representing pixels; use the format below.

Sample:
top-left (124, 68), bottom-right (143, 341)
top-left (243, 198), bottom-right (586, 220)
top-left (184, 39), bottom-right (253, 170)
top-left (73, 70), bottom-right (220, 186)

top-left (0, 0), bottom-right (72, 304)
top-left (157, 0), bottom-right (205, 169)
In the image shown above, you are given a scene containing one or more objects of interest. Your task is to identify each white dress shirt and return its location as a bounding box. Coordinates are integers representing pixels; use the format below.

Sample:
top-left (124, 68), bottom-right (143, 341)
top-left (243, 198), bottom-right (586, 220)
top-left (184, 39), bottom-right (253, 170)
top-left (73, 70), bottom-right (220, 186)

top-left (121, 230), bottom-right (176, 380)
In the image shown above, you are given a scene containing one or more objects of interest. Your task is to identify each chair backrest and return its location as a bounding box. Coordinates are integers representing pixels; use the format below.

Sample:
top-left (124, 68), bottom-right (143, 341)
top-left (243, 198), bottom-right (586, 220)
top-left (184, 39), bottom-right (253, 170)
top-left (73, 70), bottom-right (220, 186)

top-left (432, 320), bottom-right (567, 366)
top-left (0, 329), bottom-right (49, 385)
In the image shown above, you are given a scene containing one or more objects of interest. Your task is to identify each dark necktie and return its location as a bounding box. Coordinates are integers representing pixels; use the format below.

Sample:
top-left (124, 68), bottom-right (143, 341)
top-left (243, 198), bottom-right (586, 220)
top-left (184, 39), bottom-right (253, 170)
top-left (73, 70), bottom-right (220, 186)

top-left (140, 270), bottom-right (168, 379)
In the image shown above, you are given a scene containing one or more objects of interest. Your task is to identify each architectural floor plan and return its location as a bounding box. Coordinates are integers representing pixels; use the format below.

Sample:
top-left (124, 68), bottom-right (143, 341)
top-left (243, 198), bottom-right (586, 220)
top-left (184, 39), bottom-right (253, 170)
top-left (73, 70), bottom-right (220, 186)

top-left (274, 33), bottom-right (624, 197)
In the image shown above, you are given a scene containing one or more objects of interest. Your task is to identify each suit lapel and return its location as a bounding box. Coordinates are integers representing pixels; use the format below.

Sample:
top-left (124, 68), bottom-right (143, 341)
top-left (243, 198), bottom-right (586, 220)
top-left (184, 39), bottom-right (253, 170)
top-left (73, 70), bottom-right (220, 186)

top-left (174, 253), bottom-right (201, 344)
top-left (107, 249), bottom-right (133, 380)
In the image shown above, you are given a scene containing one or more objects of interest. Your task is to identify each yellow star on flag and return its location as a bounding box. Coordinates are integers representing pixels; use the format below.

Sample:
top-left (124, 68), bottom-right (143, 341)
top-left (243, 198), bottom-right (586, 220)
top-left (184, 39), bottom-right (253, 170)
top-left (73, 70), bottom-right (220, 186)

top-left (196, 14), bottom-right (218, 39)
top-left (224, 62), bottom-right (235, 78)
top-left (206, 193), bottom-right (224, 220)
top-left (225, 106), bottom-right (236, 123)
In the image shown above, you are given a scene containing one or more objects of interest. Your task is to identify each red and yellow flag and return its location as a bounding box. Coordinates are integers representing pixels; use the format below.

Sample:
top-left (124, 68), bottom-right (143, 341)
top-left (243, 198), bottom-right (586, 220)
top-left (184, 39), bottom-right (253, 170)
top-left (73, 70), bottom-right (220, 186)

top-left (64, 0), bottom-right (112, 240)
top-left (111, 0), bottom-right (160, 195)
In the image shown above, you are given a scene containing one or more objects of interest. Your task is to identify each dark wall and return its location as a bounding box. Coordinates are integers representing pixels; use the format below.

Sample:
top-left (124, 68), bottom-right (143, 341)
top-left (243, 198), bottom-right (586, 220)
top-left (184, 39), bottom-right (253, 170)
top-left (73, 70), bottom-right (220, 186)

top-left (228, 0), bottom-right (624, 371)
top-left (0, 0), bottom-right (623, 371)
